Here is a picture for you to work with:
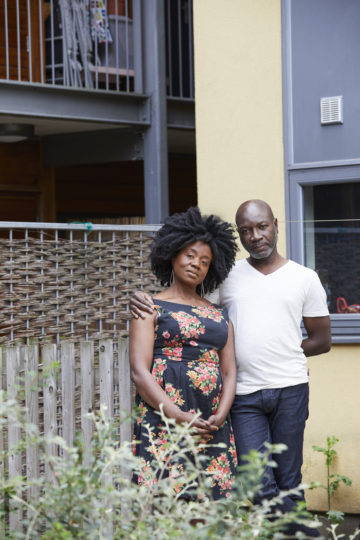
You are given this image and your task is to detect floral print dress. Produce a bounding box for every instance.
[133,299,237,499]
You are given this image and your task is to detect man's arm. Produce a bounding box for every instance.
[302,316,331,357]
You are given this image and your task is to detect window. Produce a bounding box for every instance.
[288,168,360,343]
[303,182,360,314]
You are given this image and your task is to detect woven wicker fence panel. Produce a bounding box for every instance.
[0,232,162,344]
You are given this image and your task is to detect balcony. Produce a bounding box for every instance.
[0,1,195,223]
[0,1,194,96]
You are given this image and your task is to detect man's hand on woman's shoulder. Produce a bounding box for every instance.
[129,291,155,319]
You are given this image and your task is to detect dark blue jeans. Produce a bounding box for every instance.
[230,383,319,537]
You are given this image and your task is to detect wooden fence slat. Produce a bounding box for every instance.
[118,338,132,444]
[99,339,113,419]
[80,341,94,465]
[43,343,58,483]
[23,344,40,501]
[0,347,4,537]
[99,339,114,537]
[6,346,23,532]
[2,339,135,533]
[61,342,75,451]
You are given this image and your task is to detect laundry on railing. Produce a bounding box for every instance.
[89,0,113,44]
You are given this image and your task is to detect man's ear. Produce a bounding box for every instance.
[274,218,278,231]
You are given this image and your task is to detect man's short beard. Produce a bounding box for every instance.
[249,228,278,260]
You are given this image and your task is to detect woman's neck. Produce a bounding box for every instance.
[155,284,209,306]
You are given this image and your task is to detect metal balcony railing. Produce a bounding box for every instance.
[0,0,194,98]
[165,0,194,99]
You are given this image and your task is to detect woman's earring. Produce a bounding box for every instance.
[170,269,174,286]
[201,282,205,298]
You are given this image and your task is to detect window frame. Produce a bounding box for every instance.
[288,165,360,344]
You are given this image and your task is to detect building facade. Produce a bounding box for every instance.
[0,0,196,224]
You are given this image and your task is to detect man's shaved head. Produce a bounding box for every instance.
[235,200,274,225]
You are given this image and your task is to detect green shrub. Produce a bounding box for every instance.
[0,391,351,539]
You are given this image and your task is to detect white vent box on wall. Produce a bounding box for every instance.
[320,96,343,125]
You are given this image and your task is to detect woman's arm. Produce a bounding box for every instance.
[207,321,236,428]
[130,313,215,436]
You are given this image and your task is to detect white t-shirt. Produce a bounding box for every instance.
[217,259,329,395]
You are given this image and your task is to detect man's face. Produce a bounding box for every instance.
[236,203,278,260]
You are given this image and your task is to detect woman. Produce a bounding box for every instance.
[130,207,238,499]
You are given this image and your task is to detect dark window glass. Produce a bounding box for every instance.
[303,182,360,314]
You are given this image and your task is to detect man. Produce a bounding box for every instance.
[220,200,331,536]
[130,200,331,536]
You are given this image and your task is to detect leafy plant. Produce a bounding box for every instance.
[327,522,360,540]
[0,392,355,539]
[312,435,352,526]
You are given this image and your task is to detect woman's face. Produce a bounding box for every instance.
[172,241,212,288]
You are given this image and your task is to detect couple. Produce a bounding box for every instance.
[130,200,331,533]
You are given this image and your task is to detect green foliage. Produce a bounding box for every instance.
[312,435,353,532]
[312,435,352,514]
[327,510,345,525]
[0,393,353,539]
[327,522,360,540]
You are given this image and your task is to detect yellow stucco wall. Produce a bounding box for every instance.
[193,0,360,514]
[193,0,285,255]
[304,345,360,513]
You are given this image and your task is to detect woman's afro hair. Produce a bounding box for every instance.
[150,206,238,294]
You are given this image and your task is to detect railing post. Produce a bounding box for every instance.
[132,0,143,94]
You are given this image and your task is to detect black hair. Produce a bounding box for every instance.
[150,207,238,294]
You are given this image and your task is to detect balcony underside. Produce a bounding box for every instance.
[0,82,195,166]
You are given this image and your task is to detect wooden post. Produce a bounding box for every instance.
[42,343,58,483]
[118,338,132,444]
[80,341,94,465]
[0,347,4,537]
[99,339,113,420]
[23,344,40,501]
[6,346,23,532]
[61,342,75,452]
[99,339,114,536]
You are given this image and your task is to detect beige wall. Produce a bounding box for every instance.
[193,0,285,255]
[193,0,360,514]
[304,346,360,512]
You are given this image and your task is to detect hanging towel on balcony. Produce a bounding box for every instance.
[58,0,94,87]
[89,0,113,44]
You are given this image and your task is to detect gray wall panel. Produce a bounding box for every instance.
[291,0,360,164]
